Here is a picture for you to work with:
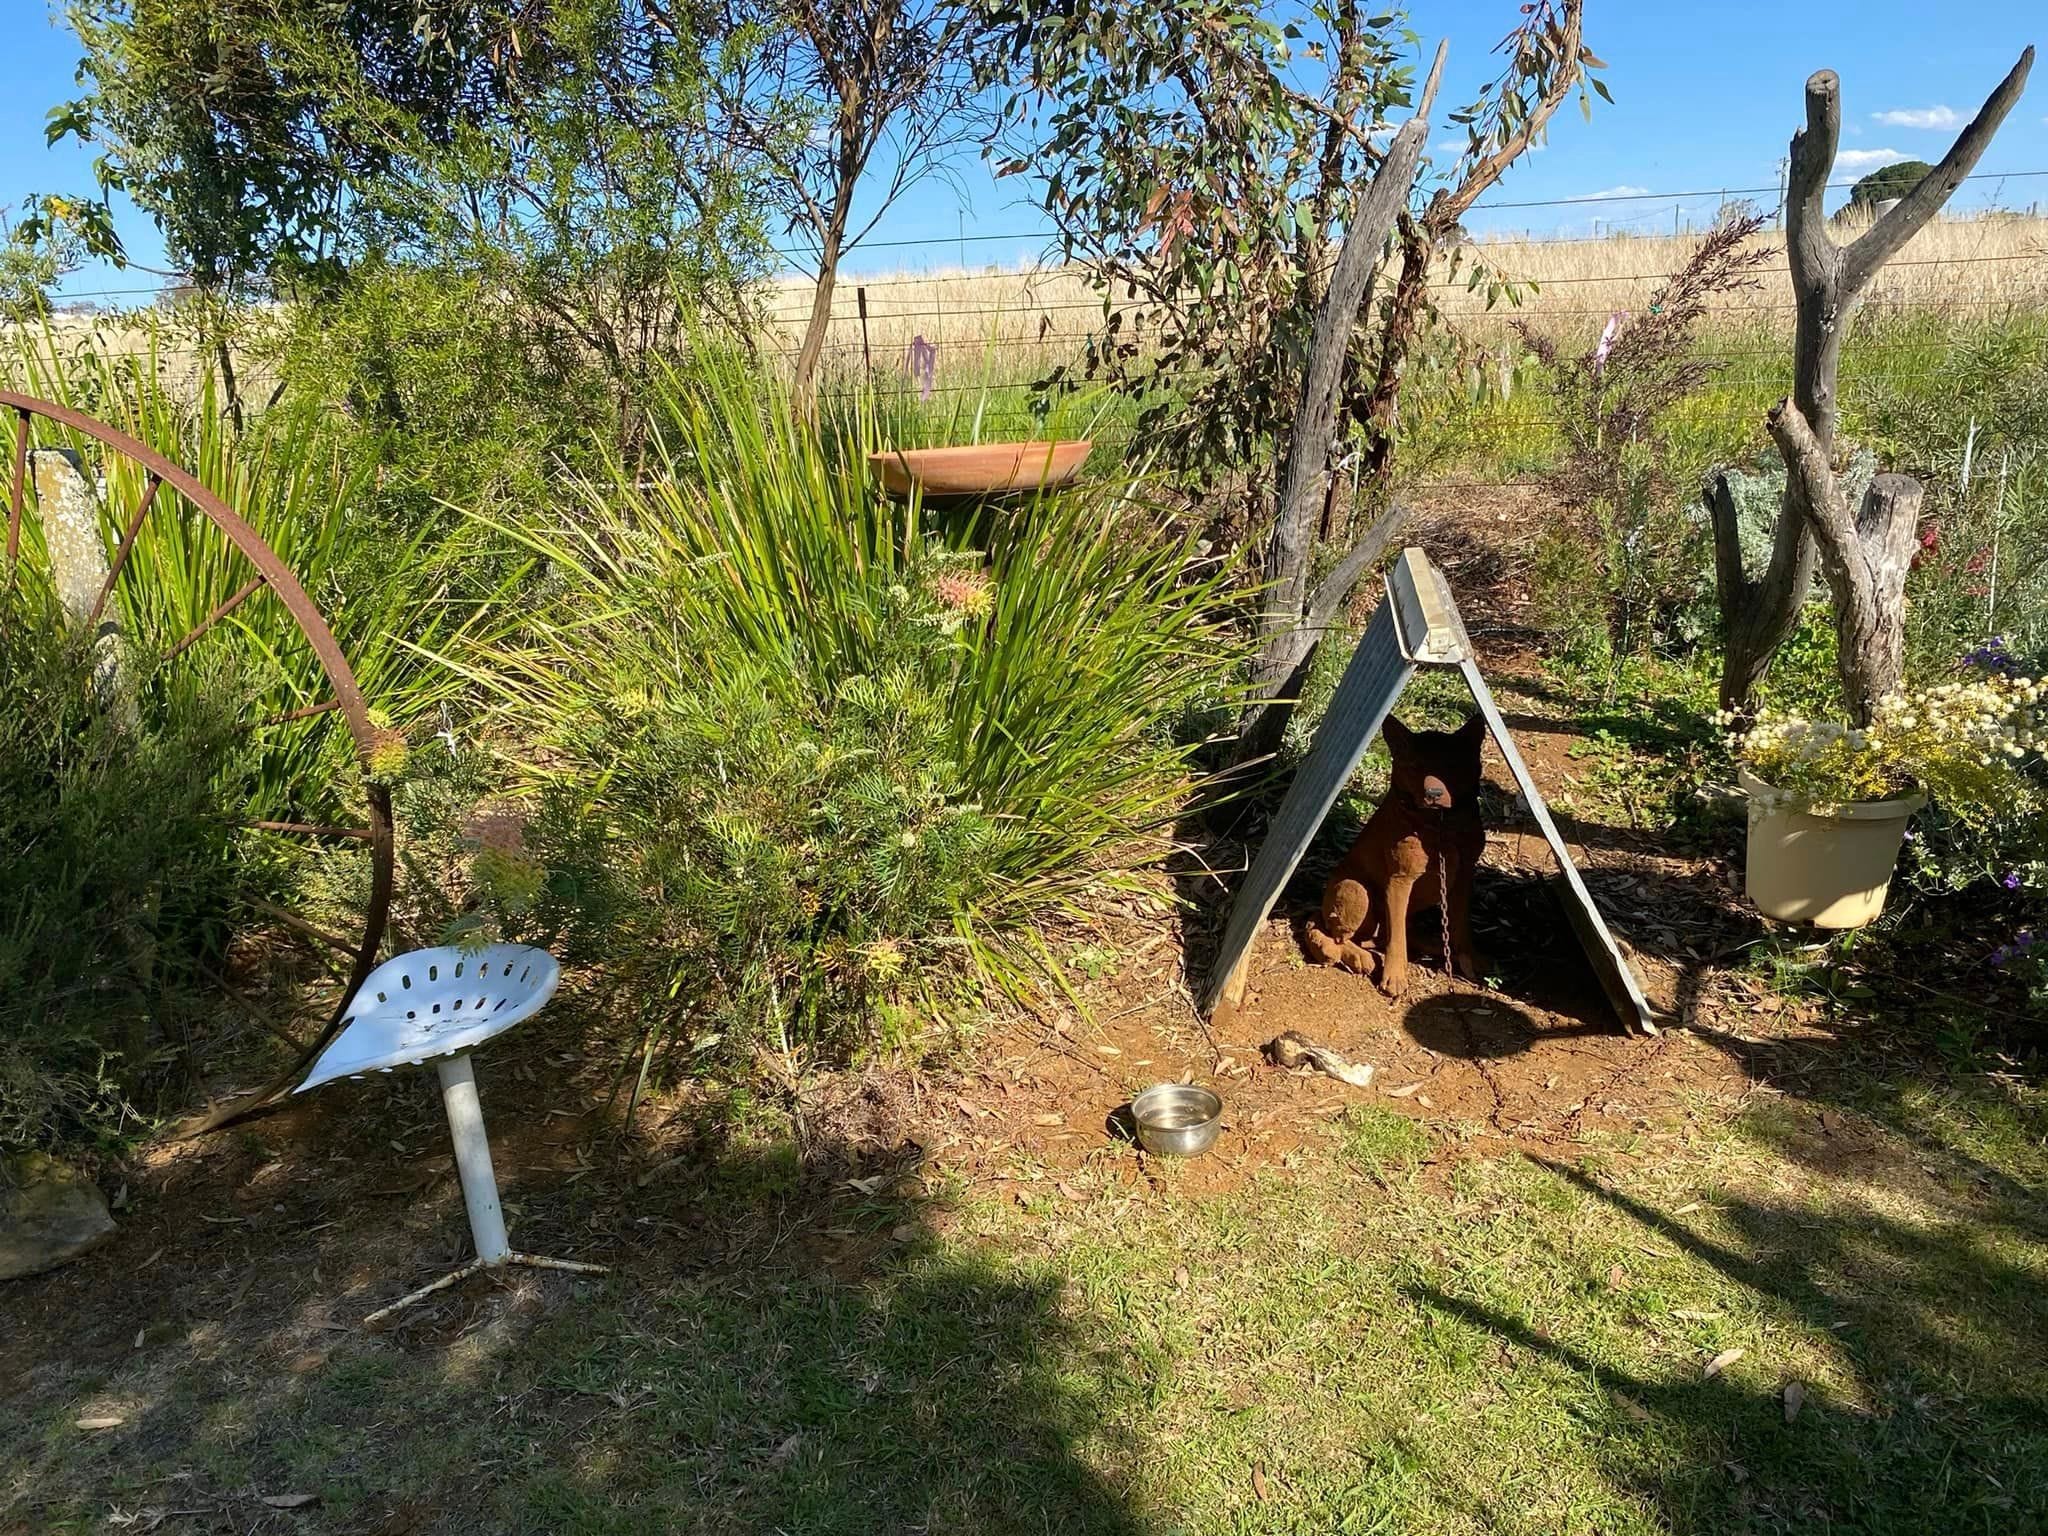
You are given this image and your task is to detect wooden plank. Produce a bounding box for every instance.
[1200,596,1415,1014]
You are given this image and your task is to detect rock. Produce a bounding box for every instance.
[1,1152,117,1280]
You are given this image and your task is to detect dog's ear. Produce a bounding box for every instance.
[1382,715,1414,750]
[1454,713,1488,745]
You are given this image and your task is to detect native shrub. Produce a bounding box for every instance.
[456,361,1242,1060]
[0,591,252,1151]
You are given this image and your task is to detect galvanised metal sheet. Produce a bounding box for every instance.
[1200,548,1657,1034]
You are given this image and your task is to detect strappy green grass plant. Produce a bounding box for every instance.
[454,357,1245,1055]
[1,325,532,826]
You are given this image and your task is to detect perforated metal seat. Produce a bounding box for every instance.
[296,944,560,1091]
[292,943,604,1325]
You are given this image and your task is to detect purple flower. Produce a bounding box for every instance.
[907,335,938,403]
[1991,946,2013,968]
[1962,636,2019,675]
[2004,871,2024,890]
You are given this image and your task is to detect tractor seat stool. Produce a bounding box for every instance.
[295,943,607,1327]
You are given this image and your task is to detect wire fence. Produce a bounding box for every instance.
[25,169,2047,497]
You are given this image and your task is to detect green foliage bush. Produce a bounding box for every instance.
[0,592,251,1151]
[448,361,1243,1061]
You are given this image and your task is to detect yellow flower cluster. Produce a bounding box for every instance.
[1730,676,2048,823]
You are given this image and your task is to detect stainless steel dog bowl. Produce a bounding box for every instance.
[1130,1082,1223,1157]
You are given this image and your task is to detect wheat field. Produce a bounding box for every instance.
[772,211,2048,385]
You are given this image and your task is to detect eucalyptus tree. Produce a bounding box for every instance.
[50,0,776,438]
[981,1,1603,759]
[710,0,997,417]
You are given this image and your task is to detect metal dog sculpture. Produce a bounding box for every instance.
[1305,714,1488,996]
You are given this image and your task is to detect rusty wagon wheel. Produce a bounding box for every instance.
[3,389,395,1132]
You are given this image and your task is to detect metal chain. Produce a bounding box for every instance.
[1437,845,1454,978]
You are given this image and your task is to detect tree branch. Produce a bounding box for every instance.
[1843,46,2034,292]
[1427,1,1583,231]
[1766,396,1853,566]
[1304,498,1409,635]
[1261,39,1443,642]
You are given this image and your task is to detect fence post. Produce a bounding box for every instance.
[857,286,872,385]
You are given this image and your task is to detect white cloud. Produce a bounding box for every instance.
[1835,147,1908,171]
[1432,137,1468,156]
[1873,105,1959,129]
[1564,184,1651,202]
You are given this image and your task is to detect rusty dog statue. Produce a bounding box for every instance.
[1305,714,1488,996]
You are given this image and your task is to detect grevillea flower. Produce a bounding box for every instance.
[931,568,992,617]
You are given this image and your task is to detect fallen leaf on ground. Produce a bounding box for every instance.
[1252,1463,1270,1502]
[1384,1083,1423,1098]
[1613,1392,1652,1423]
[1173,1265,1190,1290]
[1704,1347,1745,1379]
[1095,1044,1122,1056]
[1607,1264,1626,1289]
[1672,1201,1701,1216]
[1032,1113,1065,1127]
[260,1494,318,1510]
[767,1432,803,1466]
[1782,1380,1806,1422]
[74,1416,123,1431]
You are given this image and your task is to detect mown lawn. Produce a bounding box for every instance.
[9,1052,2045,1535]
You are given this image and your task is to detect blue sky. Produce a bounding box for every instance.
[4,0,2045,296]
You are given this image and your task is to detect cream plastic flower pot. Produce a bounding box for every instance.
[1739,770,1925,928]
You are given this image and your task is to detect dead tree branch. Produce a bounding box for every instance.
[1235,41,1444,764]
[1718,45,2033,719]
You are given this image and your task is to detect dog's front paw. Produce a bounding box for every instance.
[1337,942,1378,978]
[1377,959,1409,997]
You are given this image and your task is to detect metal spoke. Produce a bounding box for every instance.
[260,699,341,727]
[87,472,164,628]
[237,818,375,842]
[247,897,361,956]
[164,573,267,661]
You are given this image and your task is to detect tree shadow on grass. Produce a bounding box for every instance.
[1407,1157,2048,1531]
[487,1141,1151,1535]
[1683,1004,2048,1236]
[0,1035,1153,1535]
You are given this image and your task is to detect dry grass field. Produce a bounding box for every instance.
[766,211,2048,382]
[17,211,2043,411]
